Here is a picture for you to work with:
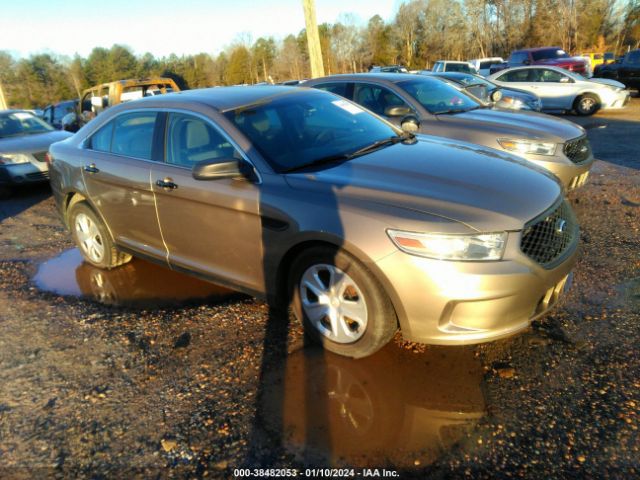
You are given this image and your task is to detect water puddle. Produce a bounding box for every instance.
[261,343,485,467]
[33,249,233,307]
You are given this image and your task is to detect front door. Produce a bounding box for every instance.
[151,112,264,293]
[528,68,576,109]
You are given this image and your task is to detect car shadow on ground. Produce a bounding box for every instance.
[0,183,52,222]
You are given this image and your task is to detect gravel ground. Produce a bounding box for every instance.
[0,98,639,479]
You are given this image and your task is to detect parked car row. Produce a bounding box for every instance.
[10,46,631,358]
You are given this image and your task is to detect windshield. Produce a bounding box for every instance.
[224,92,399,173]
[448,74,495,90]
[0,111,54,138]
[532,49,569,61]
[398,77,481,114]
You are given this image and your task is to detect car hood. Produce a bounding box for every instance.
[284,137,562,232]
[0,130,73,154]
[588,78,626,89]
[434,108,584,142]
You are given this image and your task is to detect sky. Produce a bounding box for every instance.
[0,0,400,59]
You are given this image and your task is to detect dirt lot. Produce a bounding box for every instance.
[0,98,639,479]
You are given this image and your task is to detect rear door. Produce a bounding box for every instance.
[151,112,263,292]
[81,111,166,259]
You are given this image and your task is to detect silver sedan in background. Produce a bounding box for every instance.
[488,66,630,115]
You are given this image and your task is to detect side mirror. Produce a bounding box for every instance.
[490,89,503,102]
[522,59,530,65]
[560,76,570,83]
[400,115,420,133]
[384,105,412,117]
[192,157,247,181]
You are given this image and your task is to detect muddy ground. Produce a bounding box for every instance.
[0,99,639,479]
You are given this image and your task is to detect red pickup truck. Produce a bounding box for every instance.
[490,47,589,75]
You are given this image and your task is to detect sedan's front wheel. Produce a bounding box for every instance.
[68,202,132,269]
[290,246,397,358]
[574,94,600,116]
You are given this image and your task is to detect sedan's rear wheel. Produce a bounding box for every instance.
[69,202,131,269]
[574,93,600,116]
[290,246,397,358]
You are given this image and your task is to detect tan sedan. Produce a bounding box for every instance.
[49,87,579,358]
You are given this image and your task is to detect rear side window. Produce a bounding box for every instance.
[166,113,240,168]
[509,52,529,64]
[445,63,471,73]
[111,112,157,160]
[313,82,350,98]
[89,122,114,152]
[497,69,530,82]
[627,51,640,64]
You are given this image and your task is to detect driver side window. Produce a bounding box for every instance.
[166,113,240,168]
[352,84,411,117]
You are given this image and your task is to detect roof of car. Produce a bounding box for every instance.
[305,73,429,84]
[513,46,563,53]
[431,72,476,79]
[129,85,314,111]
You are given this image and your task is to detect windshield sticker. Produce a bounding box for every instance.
[332,100,364,115]
[13,112,32,120]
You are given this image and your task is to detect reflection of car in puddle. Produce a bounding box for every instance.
[261,343,485,467]
[34,249,233,307]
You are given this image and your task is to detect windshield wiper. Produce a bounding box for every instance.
[348,134,410,158]
[283,134,413,173]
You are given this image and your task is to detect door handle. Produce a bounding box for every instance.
[156,177,178,190]
[84,163,99,174]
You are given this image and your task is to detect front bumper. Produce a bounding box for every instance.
[0,162,49,186]
[375,231,578,345]
[602,90,631,109]
[523,153,594,191]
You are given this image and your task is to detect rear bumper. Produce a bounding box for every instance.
[0,163,49,186]
[375,232,578,345]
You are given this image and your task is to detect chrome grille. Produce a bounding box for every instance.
[521,200,578,268]
[563,136,591,164]
[32,151,48,162]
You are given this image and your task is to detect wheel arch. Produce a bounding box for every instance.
[274,238,404,330]
[63,190,117,243]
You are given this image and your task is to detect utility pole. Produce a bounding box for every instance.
[302,0,325,78]
[0,81,7,110]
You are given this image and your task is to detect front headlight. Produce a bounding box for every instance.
[498,138,557,156]
[502,97,524,109]
[0,153,31,165]
[387,229,507,261]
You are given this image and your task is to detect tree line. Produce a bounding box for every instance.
[1,0,638,109]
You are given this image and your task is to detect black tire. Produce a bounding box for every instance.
[289,246,397,359]
[68,202,131,269]
[574,93,600,116]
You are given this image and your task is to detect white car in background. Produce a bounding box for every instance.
[488,65,630,116]
[430,60,478,74]
[469,57,504,77]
